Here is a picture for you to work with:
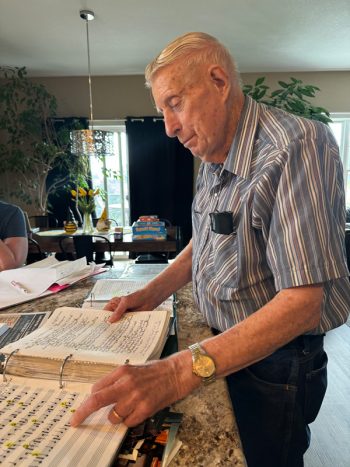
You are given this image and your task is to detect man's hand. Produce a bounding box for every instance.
[104,288,161,323]
[105,241,193,323]
[70,351,197,428]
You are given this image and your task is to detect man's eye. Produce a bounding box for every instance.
[169,100,181,110]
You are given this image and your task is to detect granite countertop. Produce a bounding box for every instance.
[2,264,246,466]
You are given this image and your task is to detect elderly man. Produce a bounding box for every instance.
[71,32,350,466]
[0,200,28,271]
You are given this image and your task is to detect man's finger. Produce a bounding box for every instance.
[70,383,120,427]
[108,307,126,323]
[104,296,121,312]
[91,366,126,393]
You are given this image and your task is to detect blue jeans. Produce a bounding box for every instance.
[222,334,327,467]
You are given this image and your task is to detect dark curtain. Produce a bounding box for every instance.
[47,117,88,227]
[126,117,194,247]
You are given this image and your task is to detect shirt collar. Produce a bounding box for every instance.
[222,95,261,180]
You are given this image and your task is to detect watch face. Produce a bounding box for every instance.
[193,354,216,378]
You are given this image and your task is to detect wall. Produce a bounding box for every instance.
[33,71,350,189]
[33,75,155,120]
[34,71,350,120]
[3,71,347,215]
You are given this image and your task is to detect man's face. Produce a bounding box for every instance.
[151,61,231,163]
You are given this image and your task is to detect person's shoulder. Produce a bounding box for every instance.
[258,103,330,149]
[0,200,22,214]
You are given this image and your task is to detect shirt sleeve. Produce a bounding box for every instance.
[266,124,348,290]
[0,205,27,239]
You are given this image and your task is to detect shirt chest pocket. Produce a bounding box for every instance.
[208,230,239,290]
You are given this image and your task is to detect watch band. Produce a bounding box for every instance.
[189,342,216,385]
[189,342,202,359]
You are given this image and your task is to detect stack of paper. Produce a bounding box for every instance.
[0,257,107,310]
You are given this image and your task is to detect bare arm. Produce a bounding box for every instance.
[0,237,28,271]
[71,283,323,428]
[194,283,323,377]
[105,240,193,322]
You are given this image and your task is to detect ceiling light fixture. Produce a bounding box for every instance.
[71,9,113,158]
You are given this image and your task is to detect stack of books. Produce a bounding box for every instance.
[132,216,167,241]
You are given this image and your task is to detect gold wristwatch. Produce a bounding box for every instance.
[189,342,216,385]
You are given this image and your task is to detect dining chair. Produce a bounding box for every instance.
[58,235,114,266]
[26,237,48,265]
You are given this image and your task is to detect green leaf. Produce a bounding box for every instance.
[270,89,283,97]
[300,88,315,97]
[255,77,266,86]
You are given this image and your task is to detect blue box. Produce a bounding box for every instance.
[132,222,167,241]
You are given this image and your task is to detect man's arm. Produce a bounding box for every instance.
[71,283,322,428]
[0,237,28,271]
[196,283,323,377]
[105,240,193,322]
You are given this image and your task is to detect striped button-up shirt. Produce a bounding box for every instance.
[192,96,350,334]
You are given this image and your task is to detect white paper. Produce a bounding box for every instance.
[0,258,106,310]
[86,279,149,301]
[0,379,127,467]
[119,263,169,279]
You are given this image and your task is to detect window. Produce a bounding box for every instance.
[89,121,130,226]
[330,114,350,207]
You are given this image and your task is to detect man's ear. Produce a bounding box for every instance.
[209,65,230,98]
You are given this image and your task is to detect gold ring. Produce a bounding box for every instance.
[112,408,124,423]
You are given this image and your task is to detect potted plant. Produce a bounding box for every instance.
[0,66,89,220]
[242,77,332,124]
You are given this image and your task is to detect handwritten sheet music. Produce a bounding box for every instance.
[0,380,126,467]
[2,307,170,365]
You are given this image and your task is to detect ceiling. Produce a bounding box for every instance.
[1,0,350,77]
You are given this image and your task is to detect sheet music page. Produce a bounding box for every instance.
[87,279,148,301]
[83,280,174,316]
[1,307,171,365]
[83,297,174,316]
[120,263,169,279]
[0,379,127,467]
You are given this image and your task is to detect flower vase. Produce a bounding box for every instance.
[82,212,94,234]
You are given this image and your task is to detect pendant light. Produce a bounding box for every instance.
[71,9,113,158]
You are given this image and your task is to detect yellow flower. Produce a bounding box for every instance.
[78,187,87,197]
[70,186,100,215]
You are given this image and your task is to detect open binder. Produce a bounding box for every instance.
[0,306,172,466]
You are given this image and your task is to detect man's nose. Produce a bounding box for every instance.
[163,111,180,138]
